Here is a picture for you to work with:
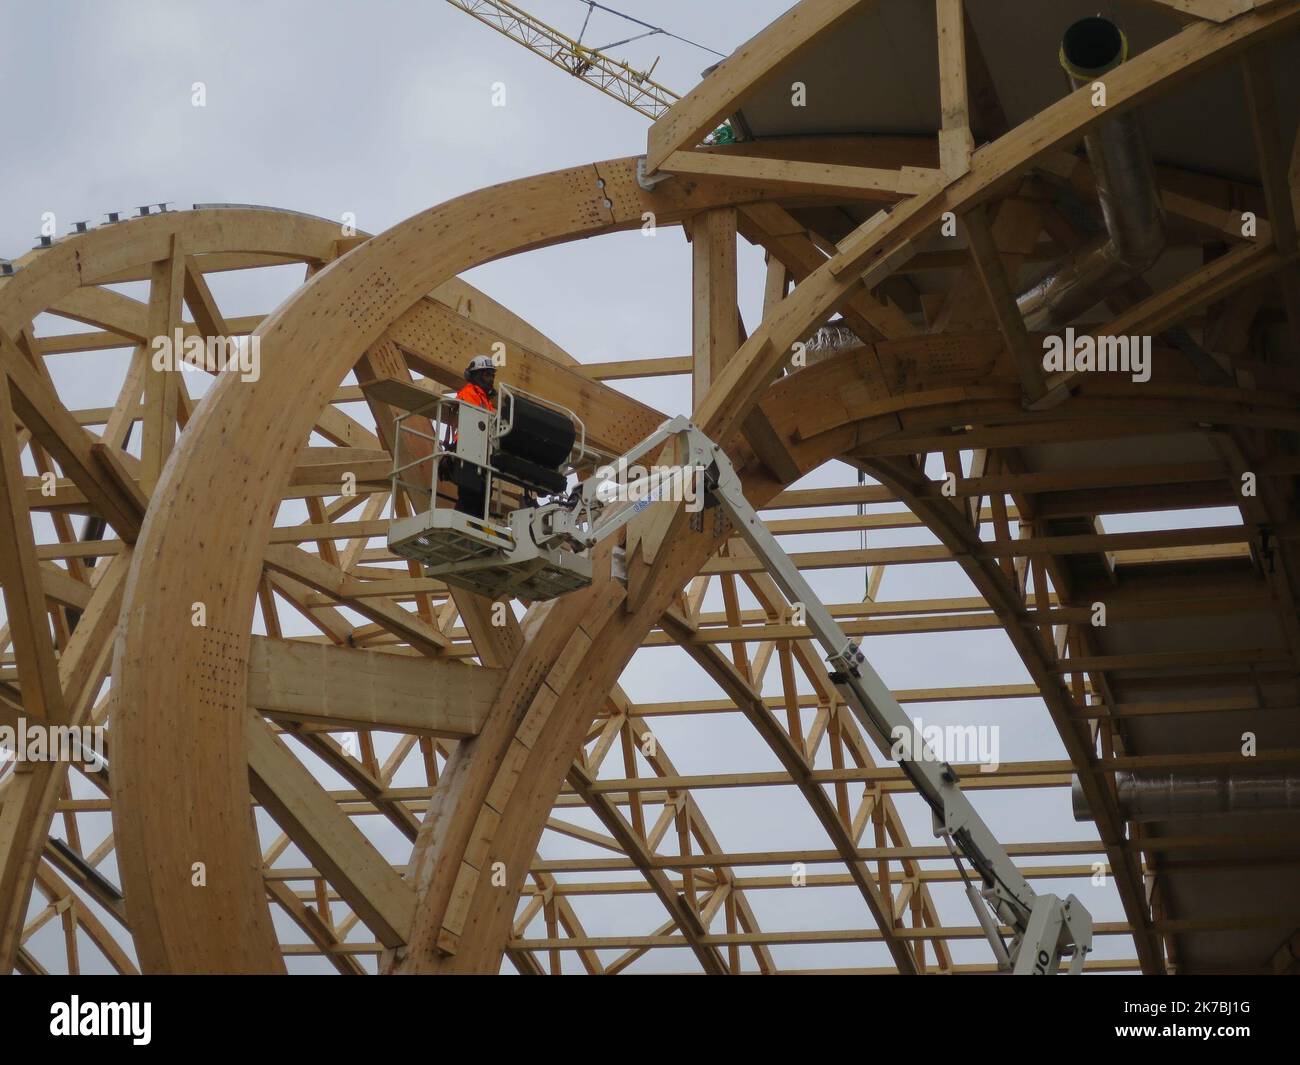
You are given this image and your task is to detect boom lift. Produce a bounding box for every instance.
[388,390,1094,973]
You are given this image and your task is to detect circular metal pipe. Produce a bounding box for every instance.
[1059,16,1128,81]
[1073,771,1300,822]
[1019,17,1166,331]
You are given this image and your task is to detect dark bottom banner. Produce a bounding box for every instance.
[0,972,1282,1051]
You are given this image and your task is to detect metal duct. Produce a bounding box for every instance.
[805,320,863,354]
[1016,17,1166,330]
[1072,771,1300,823]
[795,319,866,370]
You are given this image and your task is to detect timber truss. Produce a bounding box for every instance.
[1,0,1299,974]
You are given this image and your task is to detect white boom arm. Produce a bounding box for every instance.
[535,418,1093,973]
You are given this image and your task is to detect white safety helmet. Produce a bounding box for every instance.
[464,354,495,380]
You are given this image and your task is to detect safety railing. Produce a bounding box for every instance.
[390,385,592,523]
[390,394,504,522]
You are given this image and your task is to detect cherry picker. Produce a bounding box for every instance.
[387,383,1094,973]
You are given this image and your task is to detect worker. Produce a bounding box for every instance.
[457,354,497,415]
[450,355,497,516]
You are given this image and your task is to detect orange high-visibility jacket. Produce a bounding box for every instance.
[455,381,495,413]
[449,381,495,449]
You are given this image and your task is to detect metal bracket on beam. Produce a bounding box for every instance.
[636,156,674,191]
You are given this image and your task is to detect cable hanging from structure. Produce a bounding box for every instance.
[572,0,726,58]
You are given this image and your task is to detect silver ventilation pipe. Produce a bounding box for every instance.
[1073,771,1300,823]
[806,321,862,354]
[1017,16,1167,330]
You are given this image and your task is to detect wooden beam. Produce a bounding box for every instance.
[741,406,803,484]
[936,0,975,178]
[576,356,692,380]
[567,762,729,974]
[387,298,664,458]
[1241,44,1300,353]
[248,636,499,737]
[0,373,70,974]
[661,607,921,973]
[1033,241,1286,404]
[663,150,939,199]
[141,239,185,491]
[691,208,741,407]
[0,375,64,725]
[262,545,448,655]
[246,715,416,949]
[1137,1,1276,23]
[357,375,442,417]
[962,203,1047,402]
[49,285,150,340]
[0,552,129,976]
[0,329,144,540]
[738,202,917,340]
[265,878,366,976]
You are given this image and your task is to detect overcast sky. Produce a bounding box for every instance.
[4,0,1126,974]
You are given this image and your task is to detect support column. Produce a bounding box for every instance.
[691,208,740,409]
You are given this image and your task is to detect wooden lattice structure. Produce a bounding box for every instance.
[2,0,1299,974]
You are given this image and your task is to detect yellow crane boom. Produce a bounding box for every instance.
[444,0,681,120]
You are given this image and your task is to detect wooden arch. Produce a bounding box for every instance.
[105,162,829,972]
[1,190,958,976]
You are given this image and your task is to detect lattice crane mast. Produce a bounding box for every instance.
[443,0,680,119]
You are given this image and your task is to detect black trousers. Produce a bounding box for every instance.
[452,462,487,518]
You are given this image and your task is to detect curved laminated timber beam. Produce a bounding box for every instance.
[105,157,929,973]
[0,206,661,973]
[3,199,900,976]
[6,0,1300,976]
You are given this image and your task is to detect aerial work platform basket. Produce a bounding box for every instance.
[387,383,594,601]
[388,507,593,600]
